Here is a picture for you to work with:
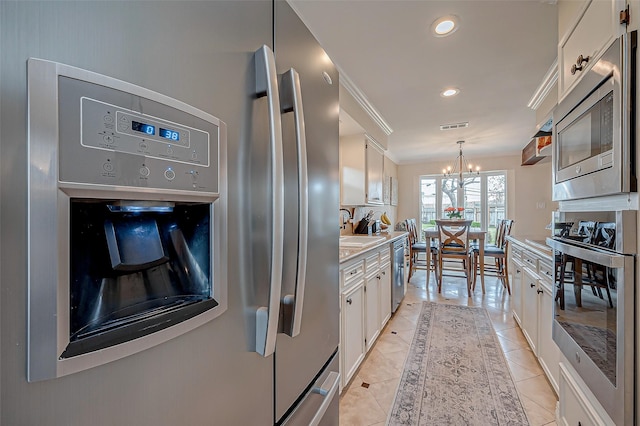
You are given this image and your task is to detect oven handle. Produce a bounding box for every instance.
[546,238,628,268]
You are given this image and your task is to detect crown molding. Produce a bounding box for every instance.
[338,68,394,136]
[527,58,558,110]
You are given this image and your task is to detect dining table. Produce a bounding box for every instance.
[424,228,488,293]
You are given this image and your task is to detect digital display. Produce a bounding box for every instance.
[159,128,180,141]
[132,121,155,136]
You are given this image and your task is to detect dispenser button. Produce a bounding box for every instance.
[103,162,114,172]
[104,115,114,123]
[191,151,198,160]
[103,135,113,143]
[140,166,150,177]
[167,147,174,155]
[164,169,175,181]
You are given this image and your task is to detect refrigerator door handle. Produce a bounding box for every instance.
[254,45,285,357]
[309,371,340,426]
[280,68,308,337]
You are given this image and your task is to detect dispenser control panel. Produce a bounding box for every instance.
[58,75,222,195]
[81,97,209,165]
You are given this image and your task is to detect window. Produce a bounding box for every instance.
[419,172,507,243]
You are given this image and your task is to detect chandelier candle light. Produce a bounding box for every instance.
[442,140,480,187]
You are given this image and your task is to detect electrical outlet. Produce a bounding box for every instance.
[536,201,546,209]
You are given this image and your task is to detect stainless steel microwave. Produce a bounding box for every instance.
[552,31,636,201]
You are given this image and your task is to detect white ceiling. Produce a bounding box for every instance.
[290,0,559,164]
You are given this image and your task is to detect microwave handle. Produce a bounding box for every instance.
[546,238,628,268]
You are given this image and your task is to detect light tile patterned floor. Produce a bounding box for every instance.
[339,270,558,426]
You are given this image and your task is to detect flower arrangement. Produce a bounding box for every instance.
[445,206,465,219]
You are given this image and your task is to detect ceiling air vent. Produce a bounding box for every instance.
[439,122,469,131]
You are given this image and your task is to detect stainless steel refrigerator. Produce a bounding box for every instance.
[0,1,339,424]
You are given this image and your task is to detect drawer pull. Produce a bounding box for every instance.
[530,283,536,288]
[346,298,352,305]
[537,289,543,294]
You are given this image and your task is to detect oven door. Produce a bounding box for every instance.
[547,238,634,425]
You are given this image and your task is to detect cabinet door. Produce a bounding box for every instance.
[521,267,539,355]
[559,0,626,99]
[559,363,612,426]
[365,140,384,205]
[341,284,365,389]
[364,273,380,351]
[511,259,524,325]
[378,263,391,328]
[339,136,366,206]
[537,279,559,393]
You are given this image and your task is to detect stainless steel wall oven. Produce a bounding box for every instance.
[547,210,636,425]
[552,31,636,201]
[27,59,227,381]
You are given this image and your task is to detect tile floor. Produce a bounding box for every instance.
[339,270,558,426]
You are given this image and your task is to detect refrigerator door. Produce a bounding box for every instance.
[2,2,275,424]
[273,1,340,423]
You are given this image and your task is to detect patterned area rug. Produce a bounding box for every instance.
[388,302,529,425]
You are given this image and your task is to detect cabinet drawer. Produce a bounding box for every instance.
[365,253,380,276]
[379,247,391,266]
[522,250,538,272]
[510,244,523,261]
[342,260,364,289]
[538,259,554,284]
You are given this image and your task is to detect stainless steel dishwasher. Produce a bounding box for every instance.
[391,239,406,312]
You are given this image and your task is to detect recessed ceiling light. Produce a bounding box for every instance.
[431,15,459,37]
[441,88,460,97]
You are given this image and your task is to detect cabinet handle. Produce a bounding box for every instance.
[570,55,589,75]
[530,283,535,288]
[346,298,352,305]
[537,289,543,294]
[381,271,386,275]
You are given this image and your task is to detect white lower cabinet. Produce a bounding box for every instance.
[537,261,559,393]
[521,266,540,355]
[364,268,380,352]
[559,363,614,426]
[507,238,561,399]
[379,262,391,329]
[341,283,365,389]
[511,258,524,326]
[339,241,398,391]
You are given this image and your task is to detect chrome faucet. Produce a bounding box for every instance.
[339,208,352,230]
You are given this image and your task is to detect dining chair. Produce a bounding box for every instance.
[471,219,514,294]
[406,218,438,281]
[434,219,473,296]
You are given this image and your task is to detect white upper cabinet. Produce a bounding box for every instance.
[558,0,627,100]
[340,134,385,206]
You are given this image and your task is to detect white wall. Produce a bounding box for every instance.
[397,154,557,239]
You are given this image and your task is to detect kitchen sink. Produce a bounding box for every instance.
[339,235,386,248]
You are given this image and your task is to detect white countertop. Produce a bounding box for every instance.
[506,235,553,259]
[339,231,408,264]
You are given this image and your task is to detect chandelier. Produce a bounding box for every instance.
[442,140,480,187]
